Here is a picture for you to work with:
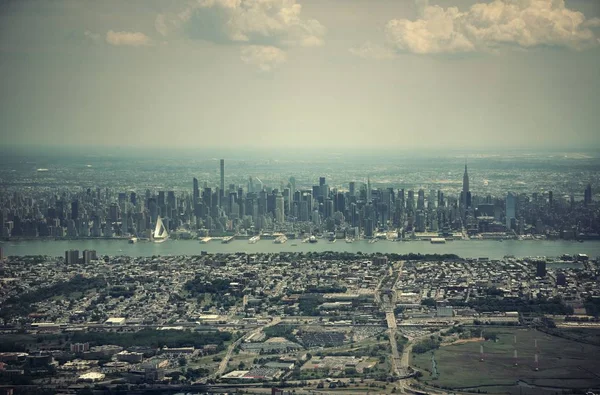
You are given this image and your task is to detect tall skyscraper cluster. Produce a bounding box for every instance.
[0,161,597,240]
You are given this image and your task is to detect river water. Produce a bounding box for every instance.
[1,239,599,260]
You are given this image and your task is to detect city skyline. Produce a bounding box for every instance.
[1,0,600,150]
[1,154,596,243]
[2,2,600,392]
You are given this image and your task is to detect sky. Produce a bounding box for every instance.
[0,0,599,151]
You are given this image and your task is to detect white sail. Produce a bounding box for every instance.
[153,216,169,242]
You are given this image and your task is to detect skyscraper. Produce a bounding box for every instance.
[220,159,225,205]
[417,189,425,210]
[312,185,320,200]
[319,177,327,199]
[193,178,199,206]
[406,190,415,215]
[536,261,547,277]
[415,210,426,232]
[167,191,176,208]
[275,193,285,223]
[65,249,79,264]
[335,192,345,214]
[324,199,334,218]
[584,183,592,206]
[506,192,516,230]
[71,200,79,220]
[83,250,97,264]
[462,164,470,208]
[202,187,212,217]
[109,203,119,223]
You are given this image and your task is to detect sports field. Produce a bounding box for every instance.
[412,328,600,394]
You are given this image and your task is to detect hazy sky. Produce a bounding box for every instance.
[1,0,599,150]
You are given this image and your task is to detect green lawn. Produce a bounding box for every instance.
[412,328,600,394]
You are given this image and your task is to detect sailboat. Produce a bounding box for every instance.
[152,216,169,243]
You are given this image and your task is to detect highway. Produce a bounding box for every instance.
[376,262,405,380]
[376,261,436,394]
[397,326,448,395]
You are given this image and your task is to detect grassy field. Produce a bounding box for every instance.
[187,351,225,375]
[227,351,258,372]
[412,328,600,394]
[551,326,600,346]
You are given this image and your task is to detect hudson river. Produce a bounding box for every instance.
[2,239,600,260]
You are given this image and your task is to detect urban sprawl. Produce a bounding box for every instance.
[1,159,600,395]
[0,251,599,394]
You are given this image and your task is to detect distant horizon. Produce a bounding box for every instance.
[3,142,600,158]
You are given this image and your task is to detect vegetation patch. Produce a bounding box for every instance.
[71,329,231,349]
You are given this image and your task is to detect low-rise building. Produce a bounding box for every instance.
[116,351,144,363]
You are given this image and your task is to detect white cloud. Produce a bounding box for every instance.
[154,8,194,38]
[106,30,152,47]
[240,45,287,71]
[349,42,396,60]
[155,0,324,70]
[155,0,326,48]
[83,30,102,44]
[155,14,169,37]
[380,0,600,55]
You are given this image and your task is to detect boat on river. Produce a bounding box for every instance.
[274,235,287,244]
[152,217,169,243]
